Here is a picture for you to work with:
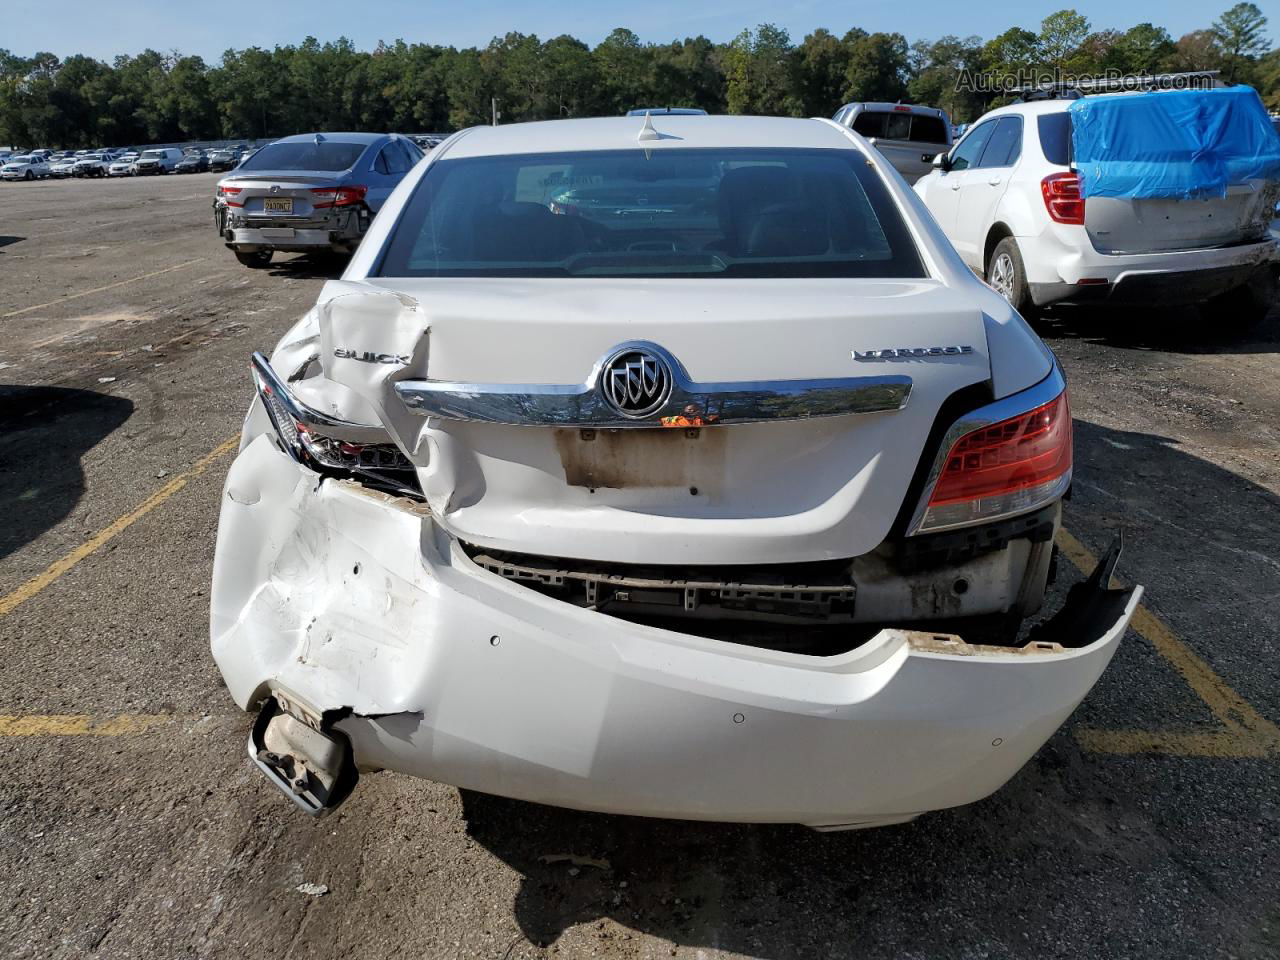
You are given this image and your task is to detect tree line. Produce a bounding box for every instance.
[1,4,1275,149]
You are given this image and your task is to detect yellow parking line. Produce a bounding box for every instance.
[1074,729,1274,758]
[0,437,237,618]
[0,714,170,736]
[0,258,206,319]
[1057,528,1280,758]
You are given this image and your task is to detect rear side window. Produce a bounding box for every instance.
[854,111,949,144]
[884,112,912,140]
[401,141,423,165]
[376,142,414,175]
[851,111,946,144]
[396,140,421,169]
[238,140,368,172]
[910,115,949,144]
[1037,113,1072,166]
[978,117,1023,168]
[851,112,886,138]
[377,147,926,280]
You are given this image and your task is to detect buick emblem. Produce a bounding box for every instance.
[600,348,671,418]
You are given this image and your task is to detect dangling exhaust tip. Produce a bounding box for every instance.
[248,699,358,816]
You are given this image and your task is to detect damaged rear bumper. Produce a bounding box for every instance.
[212,436,1140,828]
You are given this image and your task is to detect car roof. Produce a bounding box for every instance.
[443,116,854,159]
[980,99,1072,120]
[272,132,387,145]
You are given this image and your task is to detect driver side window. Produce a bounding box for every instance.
[948,120,996,171]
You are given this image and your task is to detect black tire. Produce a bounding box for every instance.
[234,250,273,269]
[23,170,33,181]
[986,237,1037,320]
[1200,272,1275,332]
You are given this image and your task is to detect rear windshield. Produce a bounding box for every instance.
[1038,113,1073,166]
[238,140,368,172]
[376,148,925,279]
[851,111,948,144]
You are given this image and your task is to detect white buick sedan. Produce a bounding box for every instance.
[212,115,1140,829]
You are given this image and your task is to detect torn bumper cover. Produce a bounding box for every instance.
[212,436,1141,828]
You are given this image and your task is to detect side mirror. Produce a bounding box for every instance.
[866,137,878,146]
[933,152,952,172]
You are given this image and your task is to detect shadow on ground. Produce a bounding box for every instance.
[265,252,351,281]
[0,235,23,251]
[0,386,133,561]
[1035,297,1279,355]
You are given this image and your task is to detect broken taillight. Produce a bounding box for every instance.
[251,353,419,499]
[218,185,244,207]
[310,185,368,209]
[1041,172,1084,225]
[917,391,1072,533]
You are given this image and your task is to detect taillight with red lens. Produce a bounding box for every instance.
[917,391,1072,533]
[1041,172,1084,225]
[311,185,367,209]
[218,185,243,207]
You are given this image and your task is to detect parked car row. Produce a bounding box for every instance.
[0,144,262,181]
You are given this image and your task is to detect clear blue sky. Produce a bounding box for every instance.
[6,0,1271,61]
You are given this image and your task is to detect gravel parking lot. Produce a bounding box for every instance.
[1,172,1278,960]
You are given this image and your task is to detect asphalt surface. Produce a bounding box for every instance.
[1,173,1278,960]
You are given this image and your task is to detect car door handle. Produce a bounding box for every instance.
[949,180,961,190]
[987,177,1003,186]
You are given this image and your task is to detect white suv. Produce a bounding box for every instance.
[914,97,1280,324]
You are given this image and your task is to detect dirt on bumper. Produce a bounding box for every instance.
[211,436,1141,828]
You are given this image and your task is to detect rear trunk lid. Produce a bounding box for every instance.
[221,172,346,221]
[1085,181,1277,253]
[1068,88,1280,254]
[317,277,1005,565]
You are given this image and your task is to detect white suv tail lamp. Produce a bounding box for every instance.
[914,390,1072,533]
[1041,172,1085,225]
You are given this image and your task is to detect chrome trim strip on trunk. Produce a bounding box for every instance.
[394,342,912,428]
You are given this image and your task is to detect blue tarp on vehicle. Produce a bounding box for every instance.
[1068,86,1280,199]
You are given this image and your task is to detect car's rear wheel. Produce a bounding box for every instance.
[235,250,273,269]
[1200,272,1275,332]
[987,238,1036,319]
